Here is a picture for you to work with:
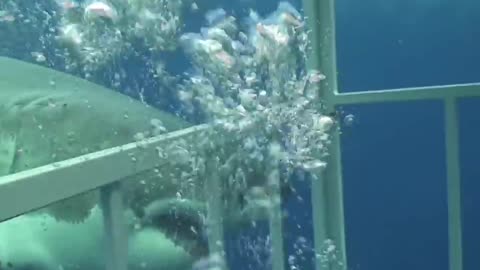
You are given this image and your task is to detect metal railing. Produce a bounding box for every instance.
[302,1,476,270]
[0,0,477,270]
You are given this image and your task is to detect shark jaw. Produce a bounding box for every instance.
[0,57,278,263]
[0,56,192,223]
[0,57,214,262]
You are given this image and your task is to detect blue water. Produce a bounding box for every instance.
[335,1,480,270]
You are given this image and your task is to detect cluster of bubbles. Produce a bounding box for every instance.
[192,252,224,270]
[0,0,57,61]
[77,1,339,233]
[51,0,338,244]
[233,233,273,270]
[315,239,344,268]
[167,5,342,269]
[56,0,189,73]
[176,3,334,176]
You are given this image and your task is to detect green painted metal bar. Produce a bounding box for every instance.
[0,124,210,222]
[205,156,226,265]
[100,182,128,270]
[268,164,286,270]
[302,0,330,265]
[444,98,464,270]
[323,136,347,270]
[333,83,480,105]
[303,0,347,270]
[308,167,328,270]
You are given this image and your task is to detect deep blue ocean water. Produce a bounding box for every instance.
[335,1,480,270]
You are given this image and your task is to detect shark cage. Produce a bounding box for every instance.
[0,0,476,270]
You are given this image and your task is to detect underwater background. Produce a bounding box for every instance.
[1,0,479,269]
[336,1,480,270]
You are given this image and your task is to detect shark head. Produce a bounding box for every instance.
[0,56,191,223]
[0,57,294,261]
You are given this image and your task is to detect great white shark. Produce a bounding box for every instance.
[0,55,195,223]
[0,57,277,269]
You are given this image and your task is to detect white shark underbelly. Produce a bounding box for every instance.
[0,206,194,270]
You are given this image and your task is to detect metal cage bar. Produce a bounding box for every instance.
[0,124,211,270]
[205,157,226,259]
[0,124,211,222]
[334,83,480,105]
[444,98,463,270]
[303,1,473,270]
[303,1,348,270]
[268,160,286,270]
[100,182,128,270]
[331,77,476,270]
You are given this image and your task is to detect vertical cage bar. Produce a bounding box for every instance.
[268,163,285,270]
[205,157,226,264]
[309,168,328,270]
[100,182,128,270]
[303,0,347,269]
[323,133,347,270]
[444,98,464,270]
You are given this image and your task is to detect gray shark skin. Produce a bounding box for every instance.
[0,57,207,270]
[0,56,219,243]
[0,56,200,222]
[0,57,190,176]
[0,206,195,270]
[0,57,280,269]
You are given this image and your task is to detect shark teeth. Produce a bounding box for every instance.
[141,198,209,257]
[0,133,16,176]
[47,191,99,224]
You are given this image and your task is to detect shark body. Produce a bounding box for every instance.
[0,57,206,225]
[0,57,209,269]
[0,57,190,176]
[0,205,195,270]
[0,57,279,270]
